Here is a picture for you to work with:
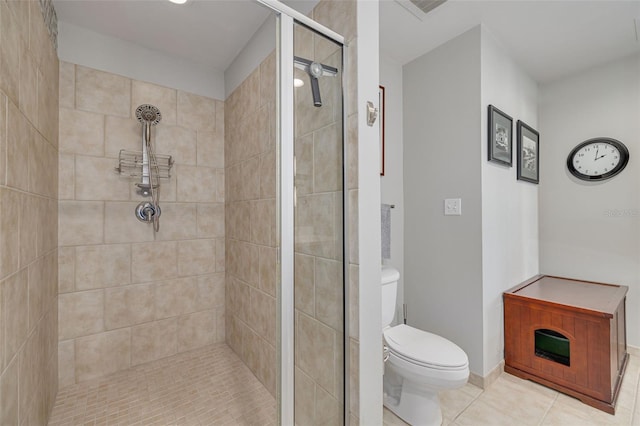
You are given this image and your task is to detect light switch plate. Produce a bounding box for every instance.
[444,198,462,216]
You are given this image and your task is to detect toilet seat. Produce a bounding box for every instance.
[384,324,468,370]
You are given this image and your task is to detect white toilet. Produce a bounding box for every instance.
[382,266,469,426]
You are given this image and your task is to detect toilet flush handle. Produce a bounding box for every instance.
[383,345,390,363]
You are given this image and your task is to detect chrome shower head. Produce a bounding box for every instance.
[135,104,162,125]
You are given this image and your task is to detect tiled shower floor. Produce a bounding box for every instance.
[48,343,276,426]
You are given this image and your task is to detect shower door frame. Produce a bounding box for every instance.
[255,1,348,424]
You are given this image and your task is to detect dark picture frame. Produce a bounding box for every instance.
[487,105,513,166]
[379,85,386,176]
[517,120,540,184]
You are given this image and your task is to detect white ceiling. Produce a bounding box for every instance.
[380,0,640,83]
[53,0,640,83]
[52,0,316,73]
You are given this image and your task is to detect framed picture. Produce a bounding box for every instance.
[488,105,513,166]
[379,85,386,176]
[517,120,540,184]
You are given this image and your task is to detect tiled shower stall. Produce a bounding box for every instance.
[57,63,226,386]
[0,0,362,424]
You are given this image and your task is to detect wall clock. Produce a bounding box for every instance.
[566,137,629,181]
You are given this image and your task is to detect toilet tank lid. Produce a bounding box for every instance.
[381,266,400,285]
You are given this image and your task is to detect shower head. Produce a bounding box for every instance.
[135,104,162,125]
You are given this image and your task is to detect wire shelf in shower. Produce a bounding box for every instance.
[115,149,174,179]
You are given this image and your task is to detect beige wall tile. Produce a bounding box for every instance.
[236,241,259,287]
[29,131,58,198]
[0,188,21,279]
[20,193,38,267]
[313,0,356,42]
[59,61,75,109]
[349,264,359,339]
[58,153,75,200]
[295,133,313,195]
[131,318,177,366]
[131,81,177,126]
[37,58,60,147]
[75,328,131,382]
[215,307,225,343]
[176,165,218,203]
[0,2,21,103]
[0,355,19,426]
[215,238,225,272]
[259,149,276,199]
[177,91,216,132]
[59,290,104,340]
[75,155,131,201]
[295,193,335,258]
[18,44,37,125]
[104,201,154,244]
[76,65,131,118]
[58,247,75,293]
[38,198,58,256]
[105,284,155,330]
[177,310,215,352]
[58,339,75,388]
[131,241,177,283]
[59,107,104,156]
[294,253,315,316]
[6,101,31,191]
[240,157,261,200]
[153,203,197,241]
[196,203,225,238]
[104,115,139,158]
[348,189,358,264]
[316,384,340,425]
[58,201,104,246]
[155,277,198,319]
[75,244,131,290]
[296,313,337,396]
[260,51,276,107]
[196,273,225,311]
[2,269,28,368]
[251,199,275,246]
[315,257,343,331]
[347,113,358,189]
[177,239,216,277]
[259,246,276,297]
[313,122,342,193]
[196,130,224,168]
[249,288,275,346]
[156,125,196,165]
[0,93,6,187]
[294,367,316,426]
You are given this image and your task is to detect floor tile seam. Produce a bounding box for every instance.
[450,386,486,424]
[536,391,559,426]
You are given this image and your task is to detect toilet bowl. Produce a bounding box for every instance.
[381,266,469,426]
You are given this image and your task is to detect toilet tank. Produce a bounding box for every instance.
[381,266,400,328]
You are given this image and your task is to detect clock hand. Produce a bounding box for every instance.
[594,147,599,160]
[596,154,607,160]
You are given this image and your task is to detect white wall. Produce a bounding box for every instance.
[357,0,383,423]
[480,27,539,375]
[539,53,640,348]
[57,22,225,100]
[380,55,404,324]
[403,27,484,375]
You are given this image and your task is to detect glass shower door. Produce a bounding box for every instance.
[292,21,346,425]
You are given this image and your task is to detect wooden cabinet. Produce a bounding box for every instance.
[503,275,628,414]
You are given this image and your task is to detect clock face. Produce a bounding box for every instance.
[567,138,629,181]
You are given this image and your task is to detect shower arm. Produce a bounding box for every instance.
[293,56,338,107]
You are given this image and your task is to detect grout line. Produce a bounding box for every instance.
[537,392,559,426]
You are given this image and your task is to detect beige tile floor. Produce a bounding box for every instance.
[48,343,276,426]
[384,352,640,426]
